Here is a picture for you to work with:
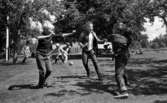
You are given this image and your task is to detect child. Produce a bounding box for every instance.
[61,43,71,63]
[22,41,31,63]
[79,21,106,80]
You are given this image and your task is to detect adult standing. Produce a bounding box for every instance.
[79,21,106,80]
[112,22,133,98]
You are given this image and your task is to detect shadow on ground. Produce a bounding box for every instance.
[126,57,167,95]
[0,62,30,66]
[4,54,167,99]
[75,80,116,94]
[44,79,116,99]
[56,75,87,79]
[8,84,35,90]
[45,57,167,98]
[154,100,167,103]
[8,84,54,90]
[64,57,167,96]
[45,89,91,97]
[129,58,167,65]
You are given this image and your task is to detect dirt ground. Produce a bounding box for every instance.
[0,50,167,103]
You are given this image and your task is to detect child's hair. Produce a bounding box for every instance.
[43,20,55,31]
[82,21,93,32]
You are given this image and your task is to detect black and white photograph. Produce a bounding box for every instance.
[0,0,167,103]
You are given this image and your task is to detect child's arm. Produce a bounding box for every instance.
[37,32,55,39]
[62,30,76,37]
[79,42,88,48]
[78,32,87,48]
[92,32,106,43]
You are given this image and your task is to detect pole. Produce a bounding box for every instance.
[6,16,9,62]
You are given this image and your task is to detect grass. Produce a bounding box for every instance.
[0,50,167,103]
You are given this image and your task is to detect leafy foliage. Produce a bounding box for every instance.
[150,34,167,48]
[1,0,167,52]
[62,0,154,38]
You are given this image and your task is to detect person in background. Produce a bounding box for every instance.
[54,43,63,64]
[22,40,31,64]
[79,21,106,80]
[61,43,71,63]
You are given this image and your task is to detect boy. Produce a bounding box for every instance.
[79,21,106,80]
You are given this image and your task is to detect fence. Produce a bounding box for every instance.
[69,46,82,54]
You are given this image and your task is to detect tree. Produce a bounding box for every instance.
[1,0,167,57]
[145,0,167,33]
[62,0,154,40]
[150,34,167,48]
[0,0,65,62]
[138,34,150,48]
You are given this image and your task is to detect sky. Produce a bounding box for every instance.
[142,17,166,41]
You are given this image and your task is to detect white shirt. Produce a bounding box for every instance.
[22,46,31,57]
[88,31,94,51]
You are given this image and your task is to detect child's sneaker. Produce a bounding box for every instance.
[113,91,129,99]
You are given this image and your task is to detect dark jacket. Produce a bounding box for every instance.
[112,29,133,55]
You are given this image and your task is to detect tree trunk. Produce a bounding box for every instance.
[12,30,20,64]
[13,48,18,64]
